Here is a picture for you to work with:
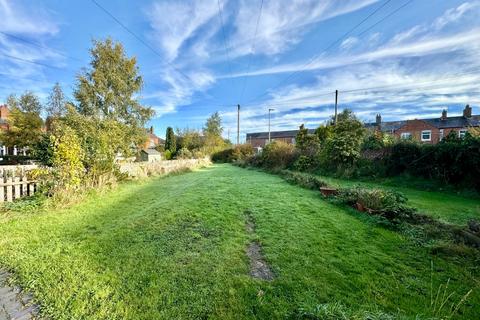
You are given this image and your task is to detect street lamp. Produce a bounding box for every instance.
[268,108,274,143]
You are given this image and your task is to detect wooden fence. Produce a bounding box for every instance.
[0,165,37,203]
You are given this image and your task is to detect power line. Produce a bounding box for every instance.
[90,0,195,84]
[238,0,264,103]
[0,31,83,63]
[244,0,394,105]
[355,0,415,38]
[217,0,234,81]
[0,53,67,70]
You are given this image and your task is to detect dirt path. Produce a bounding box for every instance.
[0,269,38,320]
[244,210,274,281]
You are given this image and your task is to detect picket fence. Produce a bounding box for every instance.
[0,165,37,203]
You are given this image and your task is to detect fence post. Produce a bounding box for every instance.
[6,176,13,202]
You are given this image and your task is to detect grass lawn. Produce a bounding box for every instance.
[0,164,479,319]
[314,175,480,226]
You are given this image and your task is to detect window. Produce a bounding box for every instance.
[291,137,296,144]
[421,130,431,141]
[439,129,444,141]
[459,129,467,138]
[401,132,412,139]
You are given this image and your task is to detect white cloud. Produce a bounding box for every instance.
[340,37,359,50]
[224,28,480,78]
[0,0,59,35]
[433,1,480,30]
[146,0,219,61]
[231,0,379,56]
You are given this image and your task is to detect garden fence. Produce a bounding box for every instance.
[0,165,37,203]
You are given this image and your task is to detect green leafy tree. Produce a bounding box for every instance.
[203,112,226,153]
[165,127,176,154]
[326,109,366,165]
[46,82,66,118]
[74,38,154,150]
[315,124,333,144]
[2,92,44,150]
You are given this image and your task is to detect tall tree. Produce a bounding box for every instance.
[46,82,66,118]
[165,127,176,153]
[2,92,44,150]
[74,38,154,127]
[203,112,226,153]
[203,112,223,138]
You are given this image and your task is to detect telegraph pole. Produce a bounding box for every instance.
[334,90,338,125]
[237,104,240,145]
[268,108,274,143]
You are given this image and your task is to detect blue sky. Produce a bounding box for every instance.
[0,0,479,140]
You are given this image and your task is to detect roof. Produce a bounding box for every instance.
[246,129,316,139]
[141,148,161,155]
[423,115,480,129]
[366,115,480,132]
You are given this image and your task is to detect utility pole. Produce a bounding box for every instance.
[334,89,338,125]
[268,108,274,143]
[237,104,240,145]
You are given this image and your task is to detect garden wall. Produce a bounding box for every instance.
[119,158,211,179]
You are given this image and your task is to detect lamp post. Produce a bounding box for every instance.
[268,108,274,143]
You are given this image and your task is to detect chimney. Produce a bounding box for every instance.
[375,113,382,126]
[463,104,472,118]
[149,126,154,134]
[441,109,447,120]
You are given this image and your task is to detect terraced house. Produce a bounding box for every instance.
[367,104,479,144]
[247,105,479,148]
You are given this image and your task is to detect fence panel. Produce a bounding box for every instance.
[0,165,37,203]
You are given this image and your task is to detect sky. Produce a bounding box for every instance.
[0,0,479,140]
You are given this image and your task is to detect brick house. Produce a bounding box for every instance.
[246,129,316,149]
[143,126,165,149]
[246,105,479,147]
[366,105,479,144]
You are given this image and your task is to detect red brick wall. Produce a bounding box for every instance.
[394,119,465,144]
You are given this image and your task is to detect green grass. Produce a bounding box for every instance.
[312,174,480,225]
[0,164,479,319]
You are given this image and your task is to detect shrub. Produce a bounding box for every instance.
[212,144,254,163]
[280,170,328,190]
[260,141,297,170]
[164,149,173,160]
[176,147,193,159]
[337,187,415,222]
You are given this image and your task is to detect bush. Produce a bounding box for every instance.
[211,144,254,163]
[164,149,173,160]
[176,147,193,159]
[280,170,328,190]
[259,141,297,170]
[337,187,415,222]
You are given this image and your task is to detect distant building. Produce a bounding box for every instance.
[144,126,165,149]
[138,148,162,162]
[366,105,479,144]
[246,129,316,149]
[246,104,479,147]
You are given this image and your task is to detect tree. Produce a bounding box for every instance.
[7,91,43,114]
[326,109,366,165]
[315,124,333,144]
[295,124,319,157]
[2,92,44,150]
[74,38,154,143]
[203,112,223,137]
[165,127,176,153]
[46,82,66,118]
[203,112,226,153]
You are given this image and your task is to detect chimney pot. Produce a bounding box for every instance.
[463,104,472,118]
[441,109,447,120]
